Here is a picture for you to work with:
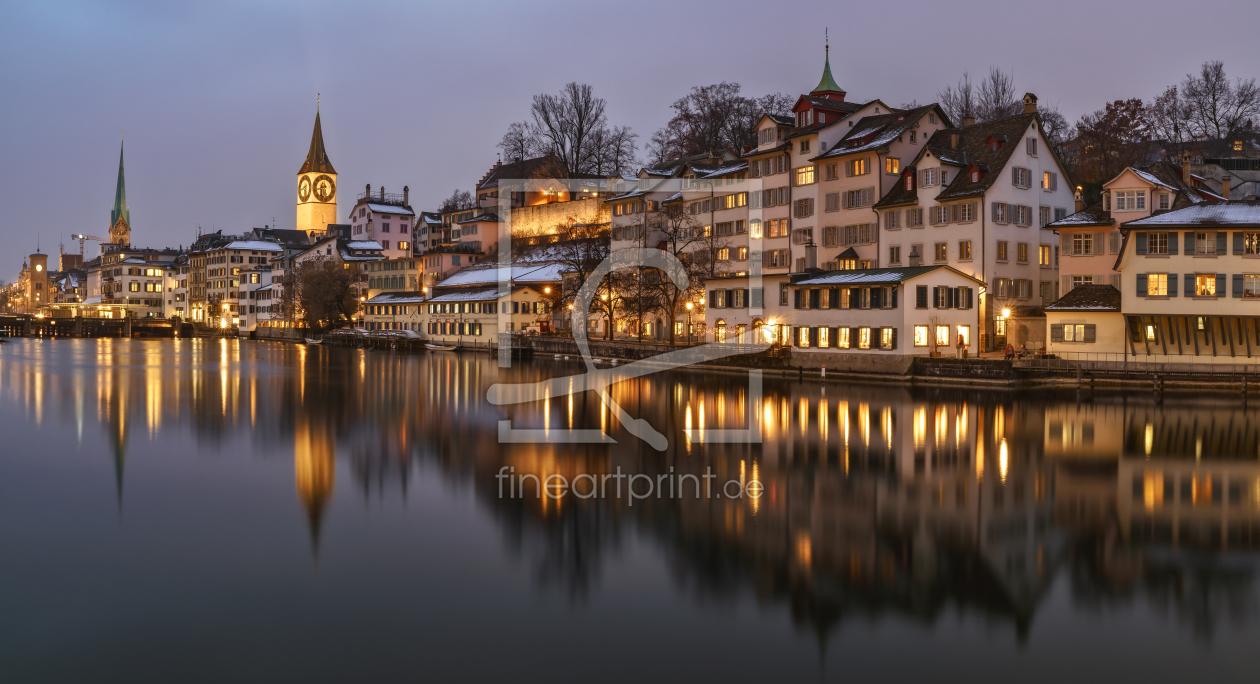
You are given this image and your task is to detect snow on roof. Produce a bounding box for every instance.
[225,241,284,251]
[345,240,383,250]
[366,203,415,216]
[792,265,970,286]
[426,288,504,303]
[1128,168,1175,190]
[1124,202,1260,227]
[438,263,564,287]
[700,162,749,178]
[81,296,102,305]
[365,292,427,304]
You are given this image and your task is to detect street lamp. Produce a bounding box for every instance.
[685,301,694,346]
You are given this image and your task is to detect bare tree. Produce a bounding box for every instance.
[977,66,1021,121]
[439,189,474,213]
[280,255,366,333]
[612,268,659,341]
[648,202,708,345]
[585,124,639,176]
[530,82,607,175]
[1074,99,1151,184]
[648,83,793,162]
[1147,84,1193,158]
[937,70,978,124]
[1038,101,1073,161]
[497,122,541,164]
[1181,60,1260,140]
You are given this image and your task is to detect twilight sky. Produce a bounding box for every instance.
[2,0,1257,277]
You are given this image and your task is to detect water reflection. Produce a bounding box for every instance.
[2,338,1259,648]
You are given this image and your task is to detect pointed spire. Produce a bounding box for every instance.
[811,33,846,99]
[299,110,336,175]
[111,139,129,228]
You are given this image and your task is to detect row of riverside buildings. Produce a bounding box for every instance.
[5,47,1260,366]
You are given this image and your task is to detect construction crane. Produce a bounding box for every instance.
[69,234,109,257]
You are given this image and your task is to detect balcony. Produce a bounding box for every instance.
[358,191,408,206]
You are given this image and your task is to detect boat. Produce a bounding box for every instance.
[305,338,322,345]
[425,343,457,352]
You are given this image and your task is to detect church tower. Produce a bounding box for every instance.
[110,141,131,246]
[296,109,337,235]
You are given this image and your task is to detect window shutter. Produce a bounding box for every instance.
[1168,274,1178,297]
[891,328,898,350]
[932,286,940,308]
[1135,273,1147,295]
[794,289,802,309]
[851,327,860,347]
[1167,232,1178,254]
[1050,324,1064,342]
[1233,274,1244,298]
[916,285,928,308]
[1083,324,1096,343]
[1060,233,1068,254]
[741,289,749,308]
[1235,232,1245,255]
[1216,232,1227,254]
[1012,167,1019,186]
[891,287,899,308]
[1216,273,1226,296]
[1061,275,1070,294]
[1052,173,1059,191]
[992,202,1000,221]
[1184,273,1195,297]
[830,287,840,309]
[1184,231,1195,252]
[1135,232,1147,254]
[1091,232,1104,255]
[751,287,764,308]
[810,326,819,347]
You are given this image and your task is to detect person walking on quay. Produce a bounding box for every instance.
[1005,343,1015,361]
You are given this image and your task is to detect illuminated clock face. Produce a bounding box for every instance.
[35,265,42,272]
[298,176,312,202]
[313,175,335,202]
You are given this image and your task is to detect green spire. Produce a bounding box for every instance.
[812,44,845,96]
[111,140,129,228]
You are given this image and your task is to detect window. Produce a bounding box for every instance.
[1027,138,1038,155]
[737,246,748,260]
[792,228,813,244]
[843,188,875,208]
[1039,206,1051,227]
[824,163,838,181]
[992,202,1008,223]
[1235,140,1244,151]
[881,328,894,348]
[914,325,929,346]
[997,241,1008,261]
[1072,232,1094,256]
[1012,167,1032,188]
[959,202,975,222]
[1062,324,1085,342]
[1039,245,1052,266]
[1245,275,1260,298]
[934,243,947,262]
[837,327,851,348]
[1147,273,1168,296]
[959,240,972,260]
[1042,171,1058,191]
[906,208,923,227]
[935,325,950,347]
[921,168,938,186]
[795,166,816,185]
[1148,232,1168,255]
[817,326,830,348]
[1114,190,1146,211]
[886,158,900,174]
[1159,193,1170,210]
[858,327,872,349]
[1196,274,1217,296]
[1195,232,1216,255]
[793,198,814,218]
[799,139,810,153]
[798,326,810,347]
[825,193,840,212]
[1245,233,1260,255]
[1072,275,1094,289]
[1017,243,1029,263]
[889,246,901,263]
[750,219,762,239]
[884,210,900,229]
[848,158,870,176]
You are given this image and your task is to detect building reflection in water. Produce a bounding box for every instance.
[3,339,1259,640]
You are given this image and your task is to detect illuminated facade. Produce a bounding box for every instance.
[296,110,338,236]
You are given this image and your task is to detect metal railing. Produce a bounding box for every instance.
[1014,351,1260,375]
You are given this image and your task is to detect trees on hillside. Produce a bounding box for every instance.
[496,82,639,176]
[438,189,474,213]
[1072,99,1151,186]
[1147,61,1260,158]
[937,67,1021,124]
[647,83,793,163]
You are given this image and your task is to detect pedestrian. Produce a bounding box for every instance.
[956,333,965,359]
[1005,343,1015,360]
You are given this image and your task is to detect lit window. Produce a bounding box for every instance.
[886,158,900,174]
[913,325,929,346]
[1196,274,1217,296]
[1245,274,1260,298]
[818,327,830,348]
[1147,273,1168,296]
[935,325,950,347]
[858,327,871,349]
[798,326,810,347]
[837,327,850,348]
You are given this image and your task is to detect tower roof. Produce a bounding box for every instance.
[111,141,129,228]
[811,45,846,97]
[299,111,336,175]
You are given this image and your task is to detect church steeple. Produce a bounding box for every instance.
[109,139,131,246]
[299,111,336,175]
[811,34,846,101]
[111,140,129,229]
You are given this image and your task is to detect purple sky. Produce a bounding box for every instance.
[2,0,1257,276]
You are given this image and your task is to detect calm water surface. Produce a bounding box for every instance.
[1,339,1257,683]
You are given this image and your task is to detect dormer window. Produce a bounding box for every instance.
[989,141,999,152]
[1235,140,1243,151]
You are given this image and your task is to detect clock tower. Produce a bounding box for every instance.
[296,110,337,235]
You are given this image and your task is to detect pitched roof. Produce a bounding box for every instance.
[366,203,415,216]
[365,292,427,305]
[1048,202,1112,228]
[1044,284,1121,311]
[298,112,336,175]
[814,104,945,160]
[1123,201,1260,227]
[790,265,982,286]
[873,168,919,209]
[928,113,1039,201]
[477,155,576,190]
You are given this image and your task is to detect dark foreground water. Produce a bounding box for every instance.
[0,339,1257,683]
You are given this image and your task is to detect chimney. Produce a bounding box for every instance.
[1222,176,1231,200]
[403,185,410,205]
[1074,187,1084,213]
[366,183,371,197]
[805,243,818,271]
[1023,93,1038,114]
[950,132,960,149]
[1181,150,1192,185]
[962,116,975,127]
[379,186,385,200]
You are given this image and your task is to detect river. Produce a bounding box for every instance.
[0,339,1256,683]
